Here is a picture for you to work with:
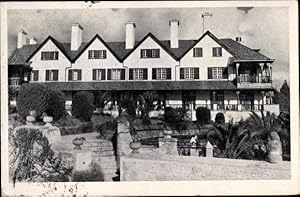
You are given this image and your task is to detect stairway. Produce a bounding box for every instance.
[81,136,119,181]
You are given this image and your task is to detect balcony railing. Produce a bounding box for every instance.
[8,77,22,87]
[237,75,271,83]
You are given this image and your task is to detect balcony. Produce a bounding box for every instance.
[237,75,272,89]
[8,77,22,88]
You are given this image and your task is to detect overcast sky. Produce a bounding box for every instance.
[7,6,289,89]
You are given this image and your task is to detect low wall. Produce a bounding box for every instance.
[120,153,290,181]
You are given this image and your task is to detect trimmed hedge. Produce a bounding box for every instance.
[17,83,66,120]
[196,107,211,125]
[72,91,95,121]
[215,112,225,124]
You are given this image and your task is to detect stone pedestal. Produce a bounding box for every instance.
[74,151,92,172]
[158,137,178,155]
[190,144,198,156]
[206,141,214,158]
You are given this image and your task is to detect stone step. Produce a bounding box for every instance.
[83,141,113,147]
[92,151,115,157]
[86,146,114,152]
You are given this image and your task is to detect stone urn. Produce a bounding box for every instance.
[129,141,141,154]
[267,132,282,163]
[43,116,53,124]
[26,115,36,124]
[163,130,172,138]
[73,137,86,150]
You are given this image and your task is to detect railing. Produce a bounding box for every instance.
[8,77,22,87]
[237,75,271,83]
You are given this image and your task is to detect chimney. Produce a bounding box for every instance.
[17,29,27,49]
[169,19,179,48]
[29,36,37,45]
[235,37,242,42]
[125,21,136,49]
[71,23,83,51]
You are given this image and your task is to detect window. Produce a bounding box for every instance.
[212,47,222,57]
[129,68,147,80]
[107,69,125,80]
[93,69,105,80]
[140,49,160,58]
[193,48,203,57]
[208,67,227,79]
[156,68,166,79]
[88,50,107,59]
[180,68,200,80]
[31,70,39,81]
[46,70,58,81]
[41,51,59,60]
[68,69,82,81]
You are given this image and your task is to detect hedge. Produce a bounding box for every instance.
[196,107,211,125]
[72,91,95,121]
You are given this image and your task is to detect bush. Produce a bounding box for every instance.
[96,120,117,140]
[215,112,225,124]
[46,90,66,121]
[72,91,95,121]
[119,99,136,118]
[17,83,51,119]
[196,107,211,125]
[164,107,186,123]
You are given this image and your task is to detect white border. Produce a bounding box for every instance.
[1,1,299,196]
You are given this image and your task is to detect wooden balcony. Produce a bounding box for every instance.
[237,75,272,89]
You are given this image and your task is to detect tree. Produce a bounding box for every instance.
[274,80,290,113]
[138,91,158,124]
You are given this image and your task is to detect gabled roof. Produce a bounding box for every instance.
[8,30,274,66]
[120,32,178,61]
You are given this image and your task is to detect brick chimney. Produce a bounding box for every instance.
[29,36,37,45]
[71,23,83,51]
[169,19,179,48]
[125,21,136,49]
[17,29,27,49]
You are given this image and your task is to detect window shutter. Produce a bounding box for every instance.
[101,69,106,80]
[180,68,184,79]
[92,69,96,80]
[88,51,92,59]
[55,52,59,60]
[140,50,144,58]
[193,48,196,57]
[68,70,72,81]
[208,68,213,79]
[107,69,111,80]
[143,68,148,80]
[33,71,39,81]
[194,68,199,79]
[212,48,216,57]
[121,69,125,80]
[156,49,160,58]
[166,68,171,79]
[78,70,82,80]
[222,67,228,79]
[41,52,45,60]
[103,50,107,59]
[152,68,157,79]
[219,48,222,56]
[129,69,133,80]
[46,70,49,81]
[53,70,58,81]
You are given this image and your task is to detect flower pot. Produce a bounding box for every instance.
[73,138,85,150]
[26,115,35,124]
[163,130,172,138]
[43,116,53,124]
[129,141,141,154]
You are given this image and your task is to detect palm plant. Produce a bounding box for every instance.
[138,91,158,124]
[95,91,111,114]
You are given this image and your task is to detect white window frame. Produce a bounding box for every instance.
[41,51,58,60]
[49,70,54,81]
[95,69,103,80]
[193,47,203,57]
[156,68,167,80]
[89,50,106,59]
[133,68,144,80]
[184,68,195,79]
[213,47,222,57]
[212,67,223,79]
[73,71,79,81]
[112,69,121,80]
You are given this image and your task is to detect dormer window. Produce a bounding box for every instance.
[193,47,203,57]
[141,49,160,58]
[212,47,222,57]
[88,50,107,59]
[41,51,59,60]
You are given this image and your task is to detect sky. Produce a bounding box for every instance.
[7,6,289,89]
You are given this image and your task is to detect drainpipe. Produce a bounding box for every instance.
[65,62,73,82]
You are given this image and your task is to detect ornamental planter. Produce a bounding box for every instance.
[129,141,141,154]
[26,115,36,124]
[163,130,172,138]
[73,137,86,150]
[43,116,53,124]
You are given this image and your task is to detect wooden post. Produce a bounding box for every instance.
[236,63,240,81]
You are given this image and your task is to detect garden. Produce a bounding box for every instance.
[8,83,290,183]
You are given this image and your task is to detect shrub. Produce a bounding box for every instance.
[17,83,51,119]
[119,99,136,118]
[72,91,95,121]
[96,120,117,140]
[46,90,66,121]
[196,107,211,125]
[164,107,186,123]
[215,112,225,124]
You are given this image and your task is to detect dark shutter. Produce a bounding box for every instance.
[156,49,160,58]
[219,48,222,56]
[33,70,39,81]
[194,68,199,79]
[140,50,144,58]
[92,69,96,80]
[78,70,82,80]
[166,68,171,79]
[41,52,45,60]
[129,69,133,80]
[88,51,92,59]
[193,48,196,57]
[143,68,148,80]
[212,48,216,56]
[121,69,125,80]
[103,50,107,59]
[55,52,59,60]
[101,69,105,80]
[68,70,72,81]
[107,69,111,80]
[208,68,213,79]
[152,68,157,79]
[222,67,228,79]
[53,70,58,81]
[180,68,184,79]
[46,70,49,81]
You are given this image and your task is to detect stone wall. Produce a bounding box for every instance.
[120,153,290,181]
